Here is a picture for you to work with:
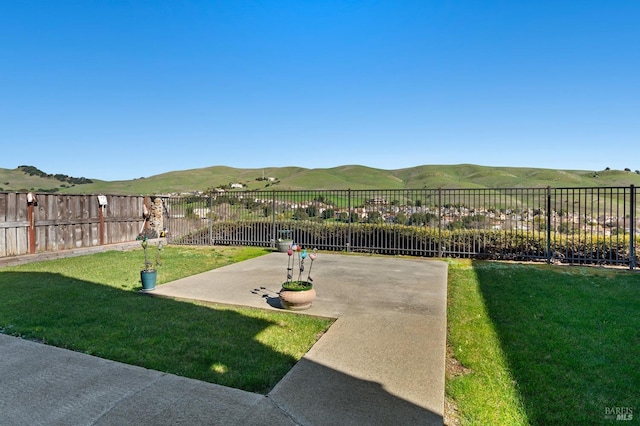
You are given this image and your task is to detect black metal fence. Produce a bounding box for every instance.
[161,186,639,269]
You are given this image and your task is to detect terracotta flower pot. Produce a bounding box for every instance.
[279,282,316,310]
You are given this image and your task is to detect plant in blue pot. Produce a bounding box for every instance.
[140,236,162,292]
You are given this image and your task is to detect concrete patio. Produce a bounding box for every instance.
[0,252,448,425]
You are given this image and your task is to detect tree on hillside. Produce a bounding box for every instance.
[321,209,335,219]
[305,205,318,217]
[394,213,407,225]
[294,208,309,220]
[18,165,93,184]
[367,211,383,223]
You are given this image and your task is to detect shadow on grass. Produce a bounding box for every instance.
[0,271,305,394]
[0,270,443,424]
[474,261,640,425]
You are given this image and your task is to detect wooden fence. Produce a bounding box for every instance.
[0,192,153,257]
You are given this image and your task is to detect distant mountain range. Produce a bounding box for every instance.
[2,164,640,195]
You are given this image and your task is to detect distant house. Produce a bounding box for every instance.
[367,197,387,205]
[229,183,243,189]
[192,207,211,218]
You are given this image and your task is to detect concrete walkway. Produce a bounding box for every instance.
[0,253,448,425]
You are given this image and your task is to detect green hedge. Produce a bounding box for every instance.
[172,221,638,265]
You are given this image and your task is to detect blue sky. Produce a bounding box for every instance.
[1,1,639,181]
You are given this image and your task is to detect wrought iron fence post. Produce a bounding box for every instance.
[208,190,213,245]
[630,185,636,270]
[438,188,443,258]
[271,190,276,249]
[546,186,552,264]
[347,188,352,252]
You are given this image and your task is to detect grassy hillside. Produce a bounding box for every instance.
[1,164,640,195]
[0,168,62,192]
[391,164,604,189]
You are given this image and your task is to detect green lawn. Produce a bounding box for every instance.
[0,246,334,394]
[447,259,640,425]
[4,246,638,421]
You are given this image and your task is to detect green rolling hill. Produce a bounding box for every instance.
[1,164,640,195]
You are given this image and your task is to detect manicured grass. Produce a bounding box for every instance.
[0,246,334,394]
[447,259,640,425]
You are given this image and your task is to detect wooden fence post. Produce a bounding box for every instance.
[27,192,37,254]
[97,195,108,246]
[99,205,105,245]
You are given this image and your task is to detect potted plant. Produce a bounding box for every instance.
[140,237,163,292]
[276,229,293,252]
[279,244,317,310]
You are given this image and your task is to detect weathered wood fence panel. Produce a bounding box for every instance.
[0,192,150,257]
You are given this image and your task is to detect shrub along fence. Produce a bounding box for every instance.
[165,186,639,269]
